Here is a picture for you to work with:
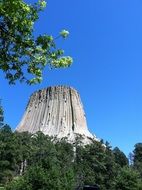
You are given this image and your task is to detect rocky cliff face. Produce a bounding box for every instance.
[16,86,98,143]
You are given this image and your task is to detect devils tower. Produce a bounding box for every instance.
[16,86,97,143]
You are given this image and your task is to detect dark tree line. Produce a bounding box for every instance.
[0,125,142,190]
[0,104,142,190]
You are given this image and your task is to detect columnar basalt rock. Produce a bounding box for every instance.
[16,86,98,143]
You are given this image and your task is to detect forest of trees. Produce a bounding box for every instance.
[0,105,142,190]
[0,123,142,189]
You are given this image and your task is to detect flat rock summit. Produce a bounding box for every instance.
[16,86,98,143]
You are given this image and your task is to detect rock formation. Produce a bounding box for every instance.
[16,86,98,143]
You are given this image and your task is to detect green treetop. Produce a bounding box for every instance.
[0,0,73,84]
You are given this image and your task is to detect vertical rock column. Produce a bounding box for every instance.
[16,86,95,142]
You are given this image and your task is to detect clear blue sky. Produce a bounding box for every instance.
[1,0,142,156]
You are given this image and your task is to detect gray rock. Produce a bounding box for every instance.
[16,86,99,144]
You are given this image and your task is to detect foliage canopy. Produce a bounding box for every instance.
[1,125,142,190]
[0,0,72,84]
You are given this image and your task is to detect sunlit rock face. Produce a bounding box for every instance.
[16,86,98,144]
